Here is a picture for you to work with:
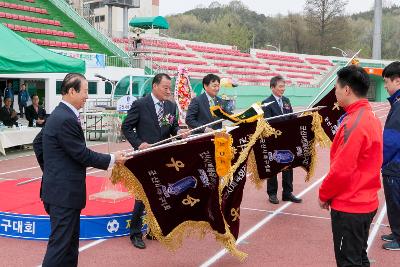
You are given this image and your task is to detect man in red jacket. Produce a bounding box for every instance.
[319,65,383,267]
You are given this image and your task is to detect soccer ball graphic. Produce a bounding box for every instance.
[106,219,120,233]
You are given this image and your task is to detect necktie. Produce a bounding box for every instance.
[209,98,214,107]
[156,102,164,126]
[278,98,283,113]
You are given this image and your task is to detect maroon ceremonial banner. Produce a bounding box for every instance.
[111,134,246,260]
[250,113,325,184]
[312,88,345,142]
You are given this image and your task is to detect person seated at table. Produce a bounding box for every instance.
[0,97,18,127]
[25,94,46,127]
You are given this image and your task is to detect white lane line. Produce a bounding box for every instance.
[79,239,106,252]
[367,203,387,253]
[36,239,108,267]
[0,166,39,176]
[199,174,327,267]
[0,142,109,162]
[241,207,331,221]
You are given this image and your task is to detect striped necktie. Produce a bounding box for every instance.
[156,102,164,126]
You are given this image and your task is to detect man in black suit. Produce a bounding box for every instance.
[35,73,129,267]
[122,73,189,249]
[0,97,18,126]
[25,94,47,127]
[262,75,302,205]
[186,74,223,133]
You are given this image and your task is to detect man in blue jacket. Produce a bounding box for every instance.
[381,61,400,251]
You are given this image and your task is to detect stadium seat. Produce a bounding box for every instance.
[71,43,79,49]
[49,41,56,47]
[43,40,50,46]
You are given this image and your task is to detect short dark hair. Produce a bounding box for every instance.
[60,73,86,95]
[4,97,11,102]
[31,94,39,98]
[382,61,400,80]
[152,73,171,87]
[202,74,220,88]
[270,75,285,88]
[336,65,370,97]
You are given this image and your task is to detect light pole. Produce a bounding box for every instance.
[95,74,116,103]
[331,47,348,57]
[266,44,280,52]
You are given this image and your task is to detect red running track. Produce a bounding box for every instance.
[0,102,399,267]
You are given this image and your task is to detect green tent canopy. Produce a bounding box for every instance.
[129,16,169,29]
[0,24,85,74]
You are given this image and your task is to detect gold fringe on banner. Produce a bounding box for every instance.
[246,149,264,189]
[222,119,276,187]
[111,164,247,261]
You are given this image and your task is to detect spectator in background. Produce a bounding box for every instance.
[26,94,46,127]
[0,97,18,126]
[18,83,30,118]
[4,82,14,108]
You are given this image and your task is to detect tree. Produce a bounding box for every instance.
[305,0,349,54]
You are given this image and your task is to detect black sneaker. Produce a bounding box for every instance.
[381,233,395,242]
[382,240,400,251]
[131,236,146,249]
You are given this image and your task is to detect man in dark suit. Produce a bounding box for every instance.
[0,97,18,126]
[122,73,189,249]
[25,94,47,127]
[35,73,129,267]
[262,75,302,205]
[186,74,223,133]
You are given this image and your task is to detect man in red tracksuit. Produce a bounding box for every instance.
[319,65,383,267]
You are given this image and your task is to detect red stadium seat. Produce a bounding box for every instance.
[55,41,62,47]
[0,3,4,7]
[61,42,68,48]
[49,41,56,47]
[71,43,79,49]
[19,25,27,32]
[43,40,50,46]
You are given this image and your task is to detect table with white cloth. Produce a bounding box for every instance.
[0,127,42,156]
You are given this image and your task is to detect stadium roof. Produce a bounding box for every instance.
[129,16,169,29]
[0,24,85,74]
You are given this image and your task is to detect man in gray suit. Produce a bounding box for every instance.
[186,74,223,133]
[262,75,302,205]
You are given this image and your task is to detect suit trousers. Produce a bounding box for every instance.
[130,199,145,239]
[331,209,376,267]
[42,203,81,267]
[382,175,400,242]
[266,168,293,196]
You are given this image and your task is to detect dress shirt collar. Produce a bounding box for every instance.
[61,100,80,118]
[151,93,163,106]
[271,93,282,102]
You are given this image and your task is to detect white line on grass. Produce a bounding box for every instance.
[199,174,327,267]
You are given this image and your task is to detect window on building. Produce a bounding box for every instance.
[56,81,62,95]
[105,82,112,94]
[88,82,98,94]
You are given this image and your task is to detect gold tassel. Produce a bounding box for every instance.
[311,111,332,148]
[247,149,264,189]
[111,164,247,260]
[214,132,234,178]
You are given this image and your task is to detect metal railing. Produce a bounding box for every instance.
[49,0,130,64]
[105,56,143,68]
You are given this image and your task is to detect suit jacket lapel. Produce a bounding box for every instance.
[145,95,161,130]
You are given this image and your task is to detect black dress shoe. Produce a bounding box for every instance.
[282,193,302,203]
[268,195,279,204]
[131,236,146,249]
[146,233,157,240]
